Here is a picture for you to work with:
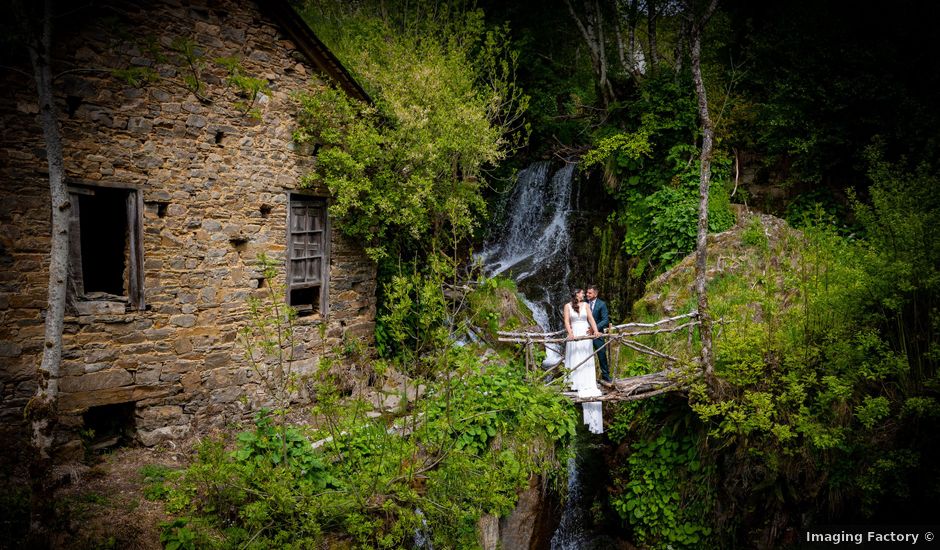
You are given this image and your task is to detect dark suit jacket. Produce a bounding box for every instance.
[591,298,610,334]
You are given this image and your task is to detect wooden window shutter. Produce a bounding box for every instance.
[127,190,145,310]
[287,196,330,315]
[67,191,84,299]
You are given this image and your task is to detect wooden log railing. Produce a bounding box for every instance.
[497,311,701,402]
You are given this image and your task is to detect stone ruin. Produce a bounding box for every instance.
[0,0,377,458]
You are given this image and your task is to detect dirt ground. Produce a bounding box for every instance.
[47,444,192,550]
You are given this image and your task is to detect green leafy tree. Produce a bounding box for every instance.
[296,0,528,263]
[582,73,735,270]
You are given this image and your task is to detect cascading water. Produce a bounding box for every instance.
[550,457,589,549]
[478,160,613,548]
[549,450,622,550]
[477,160,577,332]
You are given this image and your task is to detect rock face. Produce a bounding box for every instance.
[499,476,559,550]
[0,0,376,452]
[475,475,559,550]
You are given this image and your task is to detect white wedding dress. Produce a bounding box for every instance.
[564,303,603,434]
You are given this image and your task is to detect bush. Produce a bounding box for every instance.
[163,355,574,548]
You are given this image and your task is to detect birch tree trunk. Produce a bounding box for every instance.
[615,0,641,78]
[689,0,720,380]
[647,0,659,73]
[564,0,615,106]
[15,0,70,541]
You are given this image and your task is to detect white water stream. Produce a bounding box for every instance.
[478,160,607,547]
[477,160,577,332]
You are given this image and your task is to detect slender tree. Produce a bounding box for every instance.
[12,0,70,540]
[614,0,643,78]
[689,0,719,381]
[647,0,659,73]
[564,0,616,106]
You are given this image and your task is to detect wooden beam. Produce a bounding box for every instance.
[562,368,684,403]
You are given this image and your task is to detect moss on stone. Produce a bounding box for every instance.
[465,277,538,349]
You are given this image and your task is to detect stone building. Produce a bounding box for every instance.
[0,0,377,453]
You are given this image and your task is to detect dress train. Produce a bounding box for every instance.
[564,303,603,434]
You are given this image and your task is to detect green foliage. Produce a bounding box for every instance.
[141,464,179,501]
[111,66,159,88]
[687,221,906,455]
[161,417,330,547]
[233,410,333,486]
[168,36,206,98]
[215,56,270,120]
[740,215,768,249]
[374,260,450,362]
[295,1,527,262]
[425,361,576,454]
[239,254,303,411]
[159,518,197,550]
[583,74,736,270]
[784,189,849,231]
[855,396,891,429]
[621,155,940,540]
[464,276,535,344]
[581,126,653,171]
[611,425,715,548]
[853,150,940,330]
[159,517,220,550]
[163,353,574,548]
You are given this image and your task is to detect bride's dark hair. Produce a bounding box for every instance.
[570,288,583,311]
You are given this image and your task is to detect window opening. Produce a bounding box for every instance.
[78,189,127,295]
[68,185,145,309]
[82,402,137,452]
[287,195,329,315]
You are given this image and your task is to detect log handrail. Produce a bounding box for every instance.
[497,311,705,403]
[497,311,700,344]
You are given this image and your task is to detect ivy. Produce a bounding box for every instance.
[610,421,716,549]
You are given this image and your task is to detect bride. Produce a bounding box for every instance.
[563,288,604,434]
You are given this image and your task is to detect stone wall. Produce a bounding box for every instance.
[0,0,376,453]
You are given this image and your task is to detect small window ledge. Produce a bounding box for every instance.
[293,313,327,326]
[74,300,127,316]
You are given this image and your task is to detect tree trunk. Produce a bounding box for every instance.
[15,0,69,542]
[647,0,659,73]
[615,0,641,78]
[564,0,615,106]
[674,16,689,76]
[689,0,720,381]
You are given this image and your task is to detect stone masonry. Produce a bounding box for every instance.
[0,0,376,454]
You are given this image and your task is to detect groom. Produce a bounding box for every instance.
[586,284,611,384]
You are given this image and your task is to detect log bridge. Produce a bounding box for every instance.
[497,311,701,403]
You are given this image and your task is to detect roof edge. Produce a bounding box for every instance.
[259,0,372,104]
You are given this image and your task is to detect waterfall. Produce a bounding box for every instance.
[478,160,577,331]
[550,449,622,550]
[413,507,434,549]
[550,457,589,549]
[478,160,613,548]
